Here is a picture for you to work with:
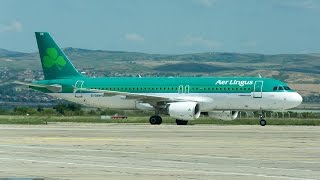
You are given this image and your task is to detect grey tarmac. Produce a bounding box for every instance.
[0,123,319,180]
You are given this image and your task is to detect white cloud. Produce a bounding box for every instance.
[279,0,319,10]
[125,33,144,42]
[194,0,216,7]
[298,0,318,9]
[180,35,221,49]
[0,20,23,33]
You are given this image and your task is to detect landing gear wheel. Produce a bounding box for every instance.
[260,119,267,126]
[149,115,162,125]
[176,119,188,125]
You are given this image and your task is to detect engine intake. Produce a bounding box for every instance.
[167,102,201,120]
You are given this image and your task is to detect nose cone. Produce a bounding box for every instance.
[288,92,303,108]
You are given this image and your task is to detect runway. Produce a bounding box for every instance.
[0,123,319,180]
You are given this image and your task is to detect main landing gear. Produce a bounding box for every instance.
[149,115,189,125]
[176,119,188,125]
[259,113,267,126]
[149,115,162,125]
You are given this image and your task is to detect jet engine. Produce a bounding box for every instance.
[167,102,201,120]
[208,111,238,121]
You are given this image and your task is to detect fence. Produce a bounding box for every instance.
[238,111,320,119]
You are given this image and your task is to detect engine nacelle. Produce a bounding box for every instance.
[167,102,201,120]
[208,111,238,121]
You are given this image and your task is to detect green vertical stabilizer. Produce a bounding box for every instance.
[35,32,83,80]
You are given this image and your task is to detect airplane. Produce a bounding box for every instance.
[16,32,303,126]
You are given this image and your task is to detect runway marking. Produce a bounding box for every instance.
[0,157,315,180]
[39,137,151,142]
[0,125,319,133]
[2,150,316,172]
[64,154,210,165]
[1,144,319,165]
[1,144,319,177]
[0,150,35,154]
[238,165,314,172]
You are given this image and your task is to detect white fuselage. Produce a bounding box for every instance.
[49,91,302,111]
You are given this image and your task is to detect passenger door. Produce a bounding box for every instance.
[253,81,263,98]
[178,85,184,94]
[185,85,190,94]
[74,80,84,98]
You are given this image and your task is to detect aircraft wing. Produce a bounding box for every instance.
[13,81,62,93]
[79,88,171,101]
[78,88,213,107]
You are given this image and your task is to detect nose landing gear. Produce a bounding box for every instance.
[259,113,267,126]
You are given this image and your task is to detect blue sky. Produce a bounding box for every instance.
[1,0,320,54]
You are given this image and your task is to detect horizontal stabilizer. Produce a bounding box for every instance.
[13,81,62,93]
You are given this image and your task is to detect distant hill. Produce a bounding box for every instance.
[0,48,28,58]
[0,47,319,83]
[154,63,231,72]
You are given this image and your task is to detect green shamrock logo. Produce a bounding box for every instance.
[43,48,66,69]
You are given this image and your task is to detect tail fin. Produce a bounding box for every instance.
[35,32,83,80]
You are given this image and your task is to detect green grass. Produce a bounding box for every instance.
[0,115,48,124]
[189,117,320,126]
[1,115,320,125]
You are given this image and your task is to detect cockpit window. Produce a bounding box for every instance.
[284,86,291,90]
[274,85,291,91]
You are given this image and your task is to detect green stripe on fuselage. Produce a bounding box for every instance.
[31,77,294,94]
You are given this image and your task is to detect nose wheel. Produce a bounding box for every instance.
[259,113,267,126]
[260,119,267,126]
